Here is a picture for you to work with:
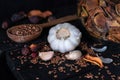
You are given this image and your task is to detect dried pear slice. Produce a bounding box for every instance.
[28,10,42,17]
[99,0,107,7]
[81,7,89,17]
[85,0,99,11]
[93,13,108,33]
[115,4,120,16]
[83,54,103,68]
[94,13,106,28]
[106,20,120,27]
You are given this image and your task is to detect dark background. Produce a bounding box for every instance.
[0,0,77,80]
[1,0,120,80]
[0,0,77,26]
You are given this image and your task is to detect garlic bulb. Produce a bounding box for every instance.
[39,51,54,61]
[65,50,82,60]
[47,23,82,53]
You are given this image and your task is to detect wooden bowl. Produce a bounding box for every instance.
[7,24,42,43]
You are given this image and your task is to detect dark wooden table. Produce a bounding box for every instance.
[0,1,120,80]
[4,20,120,80]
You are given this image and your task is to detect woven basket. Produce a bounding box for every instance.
[7,24,42,43]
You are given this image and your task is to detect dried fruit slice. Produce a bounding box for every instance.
[83,54,103,68]
[115,4,120,16]
[81,7,89,17]
[85,0,99,11]
[93,13,107,32]
[28,10,42,17]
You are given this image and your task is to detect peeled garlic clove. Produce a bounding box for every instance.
[39,51,54,61]
[91,46,107,52]
[65,50,82,60]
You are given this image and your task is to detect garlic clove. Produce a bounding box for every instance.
[68,35,80,46]
[48,34,56,44]
[65,50,82,60]
[50,40,59,51]
[39,51,54,61]
[91,46,107,52]
[64,40,75,53]
[58,40,66,53]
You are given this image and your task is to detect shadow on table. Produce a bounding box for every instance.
[0,53,17,80]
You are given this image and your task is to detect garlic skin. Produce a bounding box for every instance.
[91,46,107,52]
[47,23,82,53]
[39,51,54,61]
[65,50,82,60]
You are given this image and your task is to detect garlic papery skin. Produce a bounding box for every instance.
[47,23,82,53]
[65,50,82,60]
[39,51,54,61]
[91,46,107,52]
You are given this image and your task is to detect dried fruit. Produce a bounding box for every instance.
[21,45,30,55]
[2,21,9,29]
[41,10,53,18]
[78,0,120,43]
[115,4,120,16]
[83,54,103,68]
[30,57,39,64]
[11,11,26,22]
[29,44,38,52]
[28,16,40,23]
[28,10,42,17]
[31,52,38,58]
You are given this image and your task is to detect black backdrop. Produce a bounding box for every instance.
[0,0,77,25]
[0,0,120,80]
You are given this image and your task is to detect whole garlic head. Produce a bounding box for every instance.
[47,23,82,53]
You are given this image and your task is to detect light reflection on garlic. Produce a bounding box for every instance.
[65,50,82,60]
[39,51,54,61]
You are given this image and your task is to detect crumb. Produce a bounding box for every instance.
[54,75,58,78]
[35,77,40,80]
[16,67,21,71]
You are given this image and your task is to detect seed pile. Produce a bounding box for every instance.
[9,24,40,36]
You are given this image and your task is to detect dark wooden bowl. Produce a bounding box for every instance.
[7,24,42,43]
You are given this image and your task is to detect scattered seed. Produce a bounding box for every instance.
[36,77,40,80]
[16,67,21,71]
